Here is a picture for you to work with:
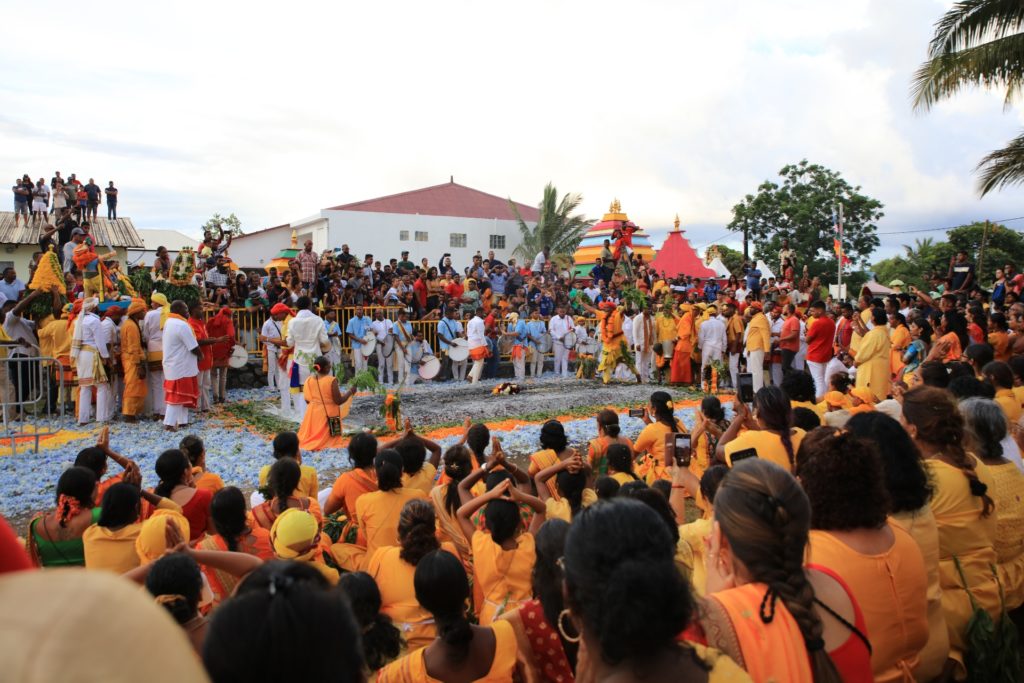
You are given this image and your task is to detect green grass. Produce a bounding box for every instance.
[220,401,296,436]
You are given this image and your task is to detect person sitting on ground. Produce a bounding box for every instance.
[27,467,99,567]
[634,390,687,483]
[587,409,633,476]
[252,457,323,529]
[74,430,137,504]
[149,448,212,542]
[324,432,379,544]
[528,420,579,498]
[269,508,337,584]
[982,360,1022,426]
[428,444,474,569]
[847,387,876,415]
[606,442,640,485]
[594,475,621,500]
[381,420,442,495]
[202,561,366,683]
[179,434,224,494]
[146,553,212,655]
[338,571,404,676]
[198,486,275,607]
[716,386,805,471]
[258,431,319,501]
[534,452,597,522]
[377,549,518,682]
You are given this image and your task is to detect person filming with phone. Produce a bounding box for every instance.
[714,385,806,472]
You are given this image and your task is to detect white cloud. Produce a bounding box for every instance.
[1,0,1021,260]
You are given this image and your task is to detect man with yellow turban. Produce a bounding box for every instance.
[270,508,338,585]
[121,298,148,421]
[670,303,695,385]
[143,293,170,418]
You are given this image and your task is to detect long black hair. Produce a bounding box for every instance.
[268,457,302,513]
[146,553,202,625]
[532,519,577,666]
[211,486,248,551]
[650,391,680,430]
[375,449,404,492]
[441,445,473,515]
[97,482,141,528]
[154,449,190,498]
[753,386,795,468]
[338,571,403,671]
[540,420,568,453]
[414,550,474,662]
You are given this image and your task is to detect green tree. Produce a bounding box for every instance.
[509,183,593,262]
[714,244,746,276]
[727,160,884,283]
[900,237,954,282]
[912,2,1024,195]
[947,221,1024,283]
[202,212,244,237]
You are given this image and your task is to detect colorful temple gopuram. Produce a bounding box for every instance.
[572,199,655,277]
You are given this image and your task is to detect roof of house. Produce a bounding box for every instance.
[0,214,145,248]
[134,229,200,250]
[326,181,540,221]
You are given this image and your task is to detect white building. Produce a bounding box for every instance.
[228,180,539,270]
[126,229,201,269]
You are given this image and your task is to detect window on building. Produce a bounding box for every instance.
[399,230,409,241]
[488,234,506,250]
[450,233,467,248]
[415,231,429,242]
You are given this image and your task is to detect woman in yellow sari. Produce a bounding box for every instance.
[428,445,474,568]
[456,478,545,625]
[888,312,911,379]
[634,391,687,483]
[330,449,426,572]
[563,499,751,682]
[252,457,323,529]
[323,432,378,545]
[528,420,577,499]
[587,409,633,476]
[120,299,148,421]
[298,355,355,451]
[902,387,1001,677]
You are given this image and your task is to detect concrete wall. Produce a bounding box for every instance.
[225,222,326,270]
[320,210,531,270]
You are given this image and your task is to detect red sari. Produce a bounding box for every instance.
[205,307,235,368]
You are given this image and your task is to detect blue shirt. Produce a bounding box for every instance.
[526,320,547,348]
[514,319,528,344]
[437,317,463,351]
[703,282,719,302]
[538,296,554,317]
[489,272,508,295]
[745,270,762,291]
[391,320,414,344]
[345,315,371,348]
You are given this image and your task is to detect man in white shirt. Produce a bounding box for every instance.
[285,296,329,420]
[101,305,124,420]
[531,247,548,274]
[370,309,393,385]
[436,309,466,382]
[71,298,110,424]
[390,309,414,385]
[143,294,168,418]
[769,305,785,386]
[697,306,727,383]
[632,307,655,383]
[548,306,572,378]
[0,267,25,302]
[260,305,289,390]
[406,330,435,385]
[467,310,487,383]
[162,300,200,430]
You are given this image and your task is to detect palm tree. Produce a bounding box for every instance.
[509,183,593,263]
[912,2,1024,195]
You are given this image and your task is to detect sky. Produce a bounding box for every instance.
[2,0,1022,261]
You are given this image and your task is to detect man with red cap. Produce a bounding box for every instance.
[261,303,295,415]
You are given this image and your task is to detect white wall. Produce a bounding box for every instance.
[227,217,329,269]
[320,210,530,270]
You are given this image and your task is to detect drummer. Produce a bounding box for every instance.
[406,330,436,385]
[259,304,288,391]
[467,308,488,384]
[526,308,547,379]
[370,308,392,385]
[436,306,466,382]
[345,305,372,375]
[548,304,572,378]
[390,308,414,385]
[503,312,528,382]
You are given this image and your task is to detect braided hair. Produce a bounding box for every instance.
[441,445,473,516]
[397,499,440,565]
[154,449,190,499]
[753,386,795,468]
[268,457,302,514]
[650,391,680,431]
[903,386,994,517]
[714,459,841,682]
[211,487,249,551]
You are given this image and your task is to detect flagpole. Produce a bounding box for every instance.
[837,203,844,300]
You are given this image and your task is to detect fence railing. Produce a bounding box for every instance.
[1,344,65,453]
[227,306,599,359]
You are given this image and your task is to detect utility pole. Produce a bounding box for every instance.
[742,226,749,261]
[837,203,844,300]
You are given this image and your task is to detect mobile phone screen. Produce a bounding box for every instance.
[672,433,691,467]
[628,408,645,418]
[737,373,754,403]
[730,447,758,464]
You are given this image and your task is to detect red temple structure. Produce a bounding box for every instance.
[649,216,718,280]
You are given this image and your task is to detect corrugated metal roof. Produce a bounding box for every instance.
[327,181,541,222]
[0,213,145,248]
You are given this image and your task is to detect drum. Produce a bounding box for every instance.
[419,355,441,380]
[360,335,377,357]
[409,344,424,365]
[536,333,552,353]
[579,338,601,355]
[448,338,470,362]
[381,334,395,358]
[228,345,249,369]
[498,336,514,356]
[562,331,577,349]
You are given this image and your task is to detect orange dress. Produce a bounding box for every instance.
[331,487,426,572]
[671,311,695,384]
[587,435,634,476]
[298,375,350,451]
[938,332,962,363]
[368,542,457,651]
[429,485,472,569]
[472,530,535,626]
[193,469,225,494]
[376,619,517,682]
[808,526,929,681]
[327,468,377,545]
[198,530,275,607]
[528,449,562,499]
[251,496,322,529]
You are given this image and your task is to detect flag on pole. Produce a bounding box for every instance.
[832,210,851,266]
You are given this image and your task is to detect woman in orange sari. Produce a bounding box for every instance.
[587,409,633,476]
[330,449,426,572]
[199,486,275,608]
[252,457,323,530]
[934,310,966,363]
[378,550,518,682]
[120,299,148,421]
[670,303,696,384]
[298,355,355,451]
[204,306,235,404]
[429,444,474,567]
[323,432,378,545]
[695,459,873,682]
[457,478,545,625]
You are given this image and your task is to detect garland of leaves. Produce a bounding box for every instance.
[129,267,153,300]
[153,280,201,308]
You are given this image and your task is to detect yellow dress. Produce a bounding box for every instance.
[679,518,712,596]
[926,458,1001,672]
[330,487,427,572]
[994,389,1022,426]
[259,463,319,500]
[987,461,1024,609]
[119,319,147,416]
[889,506,950,683]
[723,428,806,472]
[634,420,686,483]
[889,324,910,377]
[790,399,825,420]
[83,498,181,574]
[855,326,892,401]
[543,488,597,522]
[472,530,535,626]
[808,526,929,681]
[401,463,437,496]
[376,619,518,682]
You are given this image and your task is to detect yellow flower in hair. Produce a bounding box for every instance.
[666,400,674,409]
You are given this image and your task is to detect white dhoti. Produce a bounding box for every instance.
[393,348,408,385]
[351,344,366,374]
[266,348,278,390]
[76,347,110,424]
[147,368,165,416]
[452,358,467,382]
[553,341,570,377]
[636,348,654,383]
[529,348,544,378]
[376,345,392,384]
[164,403,190,427]
[701,346,724,378]
[747,349,766,392]
[728,352,741,388]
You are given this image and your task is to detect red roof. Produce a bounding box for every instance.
[649,230,717,280]
[326,181,540,222]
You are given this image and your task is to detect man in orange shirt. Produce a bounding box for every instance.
[778,304,801,377]
[804,301,835,399]
[444,274,465,301]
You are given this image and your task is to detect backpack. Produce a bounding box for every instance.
[953,556,1020,682]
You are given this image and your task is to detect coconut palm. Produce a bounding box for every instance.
[509,183,593,262]
[912,1,1024,195]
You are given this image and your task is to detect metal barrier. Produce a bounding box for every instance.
[226,307,600,360]
[1,343,65,453]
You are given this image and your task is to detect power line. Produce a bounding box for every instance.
[875,215,1024,236]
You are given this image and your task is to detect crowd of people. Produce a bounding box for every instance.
[12,171,119,227]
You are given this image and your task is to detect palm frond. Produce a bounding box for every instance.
[509,182,593,260]
[912,32,1024,110]
[976,130,1024,195]
[928,0,1024,57]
